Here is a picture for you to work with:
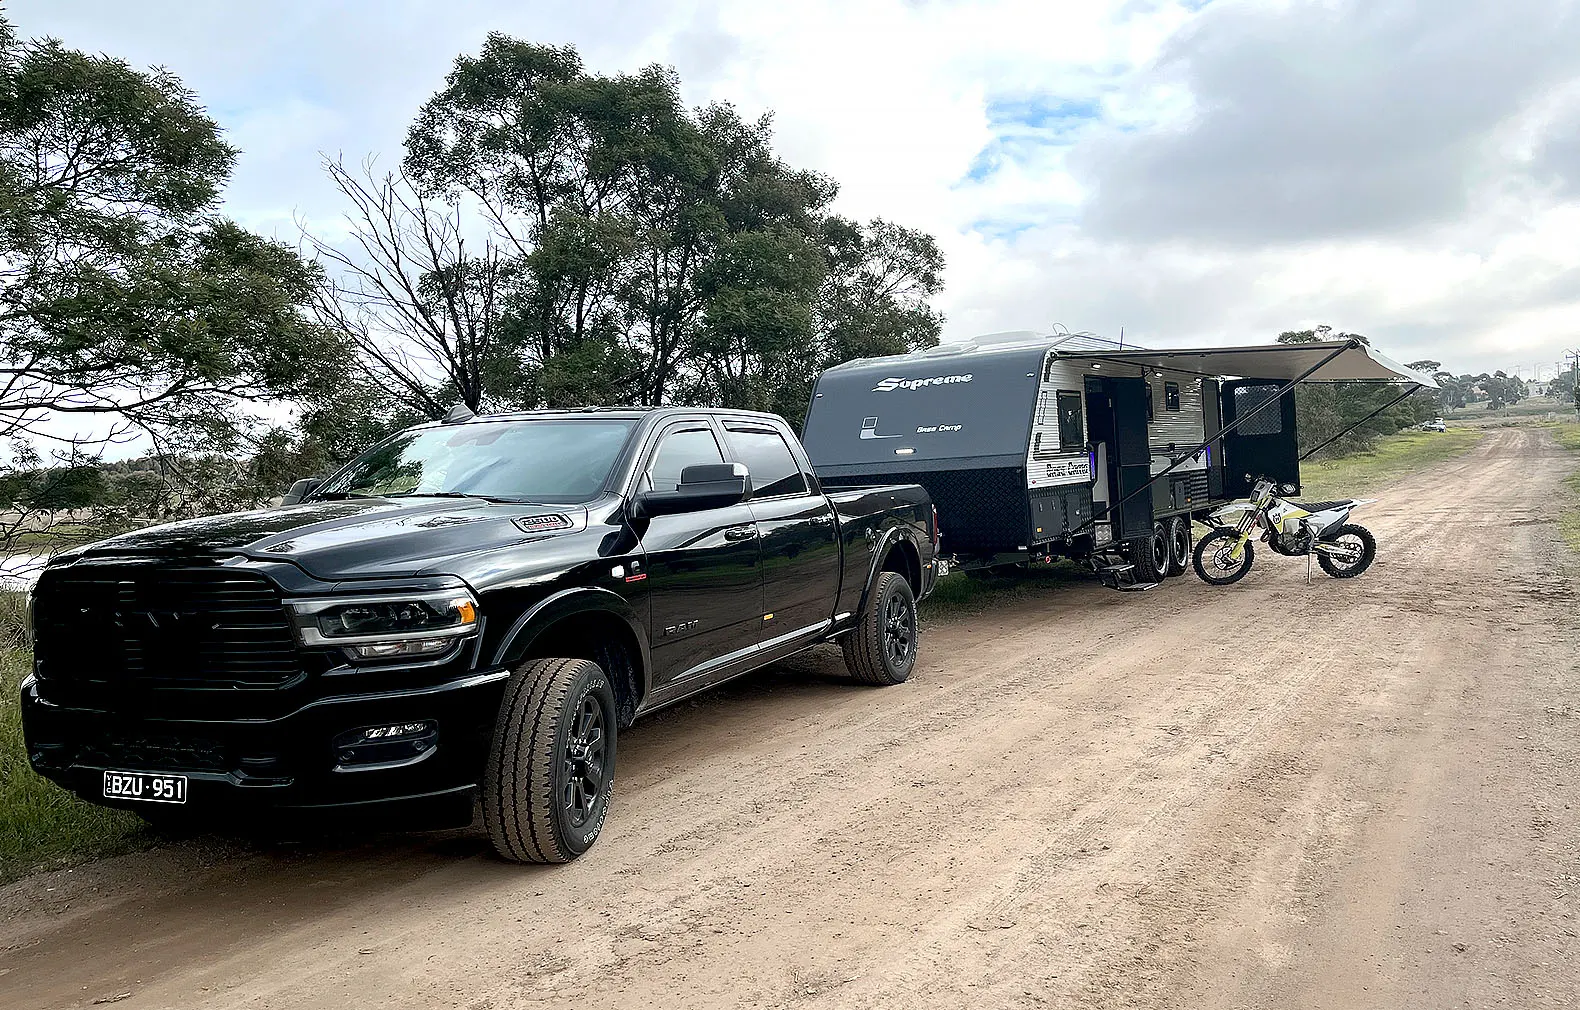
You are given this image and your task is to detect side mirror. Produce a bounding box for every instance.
[281,477,323,506]
[636,463,751,517]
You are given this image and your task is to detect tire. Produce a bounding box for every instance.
[483,657,617,864]
[1193,528,1255,585]
[841,571,918,686]
[1129,523,1170,583]
[1165,517,1191,578]
[1317,523,1376,579]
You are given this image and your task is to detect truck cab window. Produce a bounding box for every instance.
[646,427,725,492]
[724,426,807,498]
[1056,391,1084,448]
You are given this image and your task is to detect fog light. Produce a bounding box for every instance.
[359,722,431,742]
[348,638,457,660]
[334,721,439,772]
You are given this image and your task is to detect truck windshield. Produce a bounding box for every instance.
[315,419,636,504]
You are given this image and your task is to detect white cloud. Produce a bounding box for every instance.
[10,0,1579,388]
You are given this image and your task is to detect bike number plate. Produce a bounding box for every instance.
[103,770,188,804]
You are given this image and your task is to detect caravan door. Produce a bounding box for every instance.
[1085,376,1154,541]
[1220,380,1299,499]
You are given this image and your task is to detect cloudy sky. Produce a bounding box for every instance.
[11,0,1580,378]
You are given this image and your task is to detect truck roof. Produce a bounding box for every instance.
[406,406,795,429]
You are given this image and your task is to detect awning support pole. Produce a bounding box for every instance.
[1296,383,1422,462]
[1089,340,1356,530]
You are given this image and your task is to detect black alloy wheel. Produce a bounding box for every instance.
[1166,517,1192,578]
[1130,522,1171,583]
[483,657,618,863]
[884,590,916,669]
[842,571,918,686]
[562,694,608,829]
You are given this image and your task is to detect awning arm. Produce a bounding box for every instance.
[1084,340,1356,533]
[1297,383,1422,462]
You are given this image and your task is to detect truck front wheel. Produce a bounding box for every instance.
[841,571,918,686]
[483,657,617,864]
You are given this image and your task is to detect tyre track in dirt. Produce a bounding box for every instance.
[1,426,1575,1009]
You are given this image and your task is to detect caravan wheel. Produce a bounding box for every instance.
[1165,518,1191,578]
[1130,523,1170,583]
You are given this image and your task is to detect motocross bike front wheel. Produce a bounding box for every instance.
[1317,524,1376,579]
[1193,529,1255,585]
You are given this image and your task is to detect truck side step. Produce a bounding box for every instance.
[1115,580,1160,592]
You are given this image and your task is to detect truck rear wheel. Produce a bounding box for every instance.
[841,571,917,686]
[483,657,617,864]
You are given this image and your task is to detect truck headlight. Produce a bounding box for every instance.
[286,590,479,660]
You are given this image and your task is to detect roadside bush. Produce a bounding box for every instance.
[0,591,149,883]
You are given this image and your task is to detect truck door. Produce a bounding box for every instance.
[637,421,764,688]
[722,422,841,653]
[1220,380,1300,499]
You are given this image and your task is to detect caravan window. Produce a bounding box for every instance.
[1056,391,1084,448]
[1165,381,1181,411]
[1233,385,1284,435]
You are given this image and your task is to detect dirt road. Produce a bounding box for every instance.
[3,426,1576,1009]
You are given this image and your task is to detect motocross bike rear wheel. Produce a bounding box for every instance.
[1193,529,1255,585]
[1317,524,1376,579]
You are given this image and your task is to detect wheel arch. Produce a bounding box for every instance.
[492,589,649,727]
[853,524,924,617]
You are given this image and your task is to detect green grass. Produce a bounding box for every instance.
[5,523,99,552]
[1447,397,1570,421]
[0,595,151,885]
[1548,423,1580,553]
[921,563,1086,620]
[1549,422,1580,451]
[1300,427,1484,500]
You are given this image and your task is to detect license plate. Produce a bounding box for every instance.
[103,770,188,805]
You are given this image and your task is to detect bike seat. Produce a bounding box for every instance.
[1294,500,1351,512]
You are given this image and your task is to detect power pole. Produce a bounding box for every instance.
[1568,349,1580,414]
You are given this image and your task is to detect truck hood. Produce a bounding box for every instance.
[65,497,594,580]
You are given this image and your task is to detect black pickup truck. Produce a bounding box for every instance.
[20,408,936,863]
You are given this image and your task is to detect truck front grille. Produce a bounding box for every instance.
[33,566,303,690]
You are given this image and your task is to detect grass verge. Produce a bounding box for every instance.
[1300,427,1483,500]
[1548,423,1580,553]
[0,595,151,886]
[921,563,1087,620]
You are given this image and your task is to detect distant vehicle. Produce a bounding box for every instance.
[1423,418,1447,432]
[21,407,936,864]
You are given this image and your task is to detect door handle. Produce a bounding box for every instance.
[724,524,758,541]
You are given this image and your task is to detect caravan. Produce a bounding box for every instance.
[801,332,1434,589]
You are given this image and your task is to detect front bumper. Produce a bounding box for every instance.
[20,668,509,815]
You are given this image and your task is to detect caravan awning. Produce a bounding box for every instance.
[1056,340,1437,389]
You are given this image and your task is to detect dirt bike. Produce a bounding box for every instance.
[1193,475,1376,585]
